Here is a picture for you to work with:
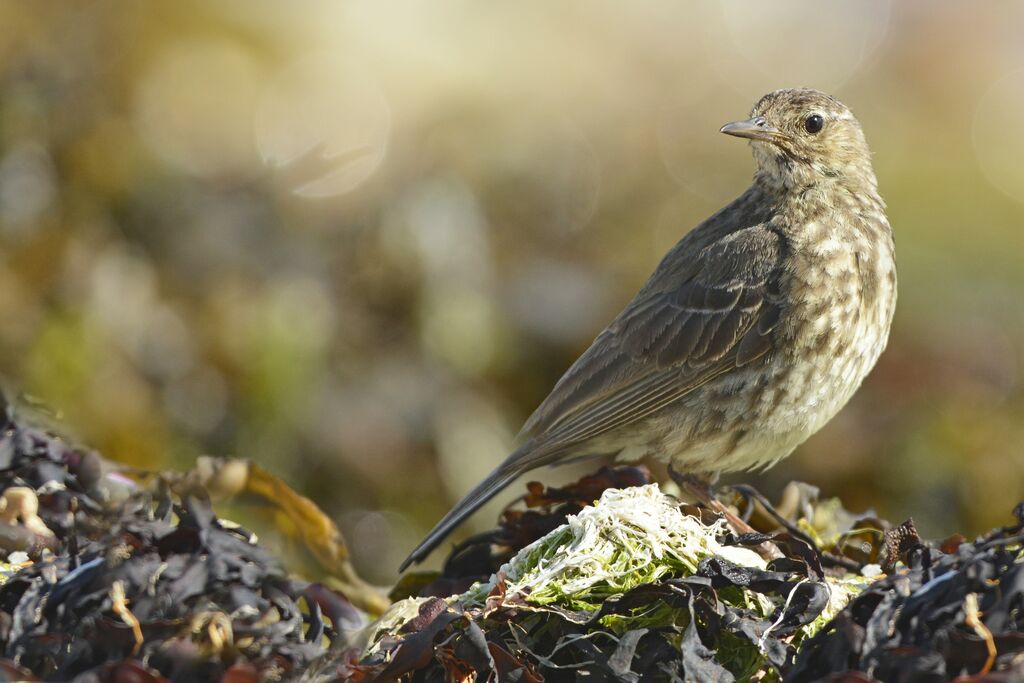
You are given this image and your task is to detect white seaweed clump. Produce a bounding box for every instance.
[464,484,768,614]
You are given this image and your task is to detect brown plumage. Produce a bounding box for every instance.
[400,88,896,571]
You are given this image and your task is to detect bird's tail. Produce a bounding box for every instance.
[399,443,547,572]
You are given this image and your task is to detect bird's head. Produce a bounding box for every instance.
[721,88,875,192]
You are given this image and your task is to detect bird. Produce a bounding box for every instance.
[400,88,896,571]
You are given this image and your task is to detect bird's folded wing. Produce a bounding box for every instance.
[519,225,784,449]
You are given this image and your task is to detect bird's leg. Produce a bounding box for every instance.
[668,467,751,531]
[668,466,783,561]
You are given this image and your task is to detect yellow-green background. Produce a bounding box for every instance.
[1,2,1022,583]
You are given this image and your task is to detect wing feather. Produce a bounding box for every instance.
[519,224,784,449]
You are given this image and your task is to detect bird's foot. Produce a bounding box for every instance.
[667,466,783,561]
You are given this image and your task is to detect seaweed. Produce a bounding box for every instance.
[0,401,360,682]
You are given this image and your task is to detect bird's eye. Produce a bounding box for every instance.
[804,113,825,134]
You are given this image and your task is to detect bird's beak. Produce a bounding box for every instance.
[720,116,782,142]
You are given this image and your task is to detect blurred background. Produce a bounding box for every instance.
[1,1,1022,584]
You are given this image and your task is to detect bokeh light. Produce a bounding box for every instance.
[255,53,391,198]
[134,39,265,179]
[974,68,1024,205]
[713,0,891,92]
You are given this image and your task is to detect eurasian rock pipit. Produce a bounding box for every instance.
[402,88,896,570]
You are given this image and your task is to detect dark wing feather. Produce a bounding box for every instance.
[519,225,784,448]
